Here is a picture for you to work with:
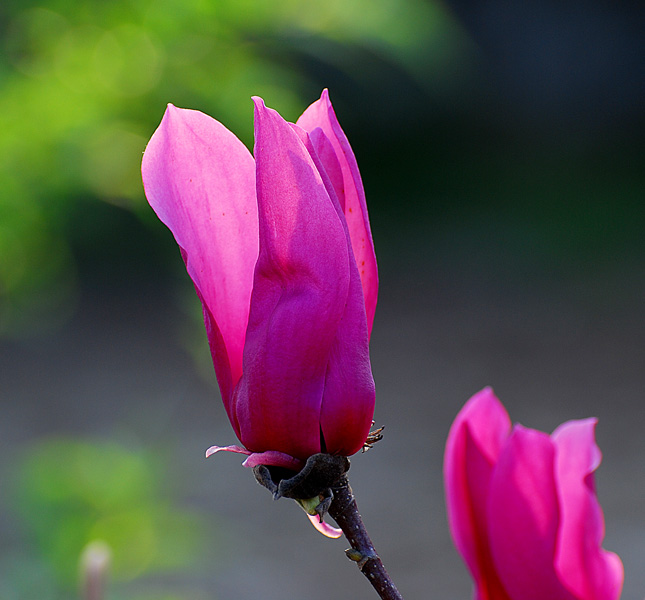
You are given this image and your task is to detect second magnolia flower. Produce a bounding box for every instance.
[142,91,378,465]
[444,388,624,600]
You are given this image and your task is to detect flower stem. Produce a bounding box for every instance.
[328,475,404,600]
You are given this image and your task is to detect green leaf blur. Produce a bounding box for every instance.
[10,438,207,597]
[0,0,464,337]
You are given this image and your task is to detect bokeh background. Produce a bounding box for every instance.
[1,0,644,598]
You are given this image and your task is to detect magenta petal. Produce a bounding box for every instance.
[444,388,512,600]
[205,445,304,472]
[293,124,375,456]
[552,419,624,600]
[296,90,378,336]
[307,514,343,538]
[317,237,375,455]
[142,105,258,418]
[205,444,250,459]
[307,127,346,211]
[487,426,577,600]
[241,451,305,471]
[231,98,351,460]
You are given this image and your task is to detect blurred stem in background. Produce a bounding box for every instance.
[3,438,208,599]
[80,541,111,600]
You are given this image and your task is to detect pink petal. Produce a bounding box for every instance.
[241,451,305,471]
[296,90,378,337]
[487,425,577,600]
[307,127,346,211]
[317,247,375,456]
[205,444,250,459]
[307,514,343,539]
[552,419,624,600]
[205,445,304,472]
[231,98,351,460]
[142,105,258,425]
[293,124,375,457]
[444,388,512,600]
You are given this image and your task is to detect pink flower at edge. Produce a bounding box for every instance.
[141,91,377,470]
[444,387,624,600]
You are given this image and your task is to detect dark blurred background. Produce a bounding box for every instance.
[1,0,643,598]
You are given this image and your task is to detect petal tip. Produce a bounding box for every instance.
[307,514,343,538]
[204,444,251,459]
[163,102,180,119]
[462,386,503,416]
[252,96,266,110]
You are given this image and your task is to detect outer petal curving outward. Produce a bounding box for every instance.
[297,90,378,336]
[231,98,352,460]
[141,105,258,418]
[552,419,624,600]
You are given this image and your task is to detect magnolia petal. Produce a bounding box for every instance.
[241,451,305,471]
[205,444,250,459]
[205,445,304,473]
[487,426,577,600]
[552,419,624,600]
[292,124,375,456]
[231,98,351,460]
[443,388,512,600]
[296,90,378,337]
[317,247,375,456]
[142,105,258,417]
[307,514,343,539]
[307,127,346,211]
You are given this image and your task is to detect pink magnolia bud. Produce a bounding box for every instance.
[444,387,624,600]
[142,91,377,467]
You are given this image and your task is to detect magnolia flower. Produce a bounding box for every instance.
[142,90,377,478]
[444,388,624,600]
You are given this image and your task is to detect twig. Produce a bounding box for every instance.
[328,475,404,600]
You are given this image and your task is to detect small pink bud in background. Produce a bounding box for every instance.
[444,387,624,600]
[142,91,377,467]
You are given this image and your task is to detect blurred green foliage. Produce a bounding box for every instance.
[0,0,465,337]
[6,438,207,599]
